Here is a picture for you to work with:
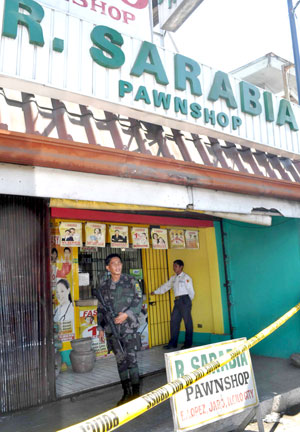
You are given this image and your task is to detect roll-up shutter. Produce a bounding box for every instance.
[0,195,54,413]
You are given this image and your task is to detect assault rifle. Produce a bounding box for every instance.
[92,287,124,354]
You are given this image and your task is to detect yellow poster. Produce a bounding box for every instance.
[85,223,106,247]
[59,221,82,247]
[78,307,109,358]
[169,229,185,249]
[185,230,200,249]
[151,228,168,249]
[110,225,129,248]
[131,227,149,249]
[51,225,75,342]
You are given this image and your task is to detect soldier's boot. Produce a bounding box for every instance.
[131,383,140,400]
[116,379,132,406]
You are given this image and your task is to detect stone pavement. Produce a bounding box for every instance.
[245,404,300,431]
[1,355,300,432]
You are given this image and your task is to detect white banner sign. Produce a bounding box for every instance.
[165,338,259,431]
[1,0,300,159]
[37,0,151,40]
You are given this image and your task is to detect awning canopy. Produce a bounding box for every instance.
[1,87,300,223]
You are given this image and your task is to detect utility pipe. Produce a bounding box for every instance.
[287,0,300,103]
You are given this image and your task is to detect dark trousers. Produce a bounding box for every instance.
[169,295,193,347]
[108,334,139,384]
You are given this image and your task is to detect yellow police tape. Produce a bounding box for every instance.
[58,301,300,432]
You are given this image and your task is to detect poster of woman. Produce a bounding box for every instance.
[85,223,106,247]
[53,278,75,342]
[59,222,82,247]
[185,230,200,249]
[51,223,75,345]
[169,229,185,249]
[110,225,129,248]
[151,228,168,249]
[131,227,149,249]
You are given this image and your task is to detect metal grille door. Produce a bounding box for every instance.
[142,249,171,347]
[0,195,54,413]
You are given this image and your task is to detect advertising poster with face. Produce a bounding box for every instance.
[53,278,75,341]
[51,224,75,342]
[110,225,129,248]
[169,229,185,249]
[131,227,149,249]
[185,230,200,249]
[151,228,168,249]
[85,223,106,247]
[59,221,82,247]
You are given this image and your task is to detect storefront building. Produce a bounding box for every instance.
[1,0,300,414]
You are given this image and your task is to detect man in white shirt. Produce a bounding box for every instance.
[151,259,194,350]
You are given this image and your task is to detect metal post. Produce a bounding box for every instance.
[287,0,300,103]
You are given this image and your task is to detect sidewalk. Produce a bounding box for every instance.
[1,355,300,432]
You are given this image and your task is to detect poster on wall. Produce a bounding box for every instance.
[151,228,168,249]
[53,277,75,342]
[85,223,106,247]
[110,225,129,248]
[185,230,200,249]
[78,307,109,358]
[51,225,76,342]
[59,221,82,247]
[169,229,185,249]
[131,227,149,249]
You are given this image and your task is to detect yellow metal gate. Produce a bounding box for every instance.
[142,248,172,347]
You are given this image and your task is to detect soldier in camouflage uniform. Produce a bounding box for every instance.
[96,253,143,406]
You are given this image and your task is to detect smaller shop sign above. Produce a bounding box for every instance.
[36,0,151,41]
[158,0,205,32]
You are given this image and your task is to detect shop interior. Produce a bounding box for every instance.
[51,214,224,398]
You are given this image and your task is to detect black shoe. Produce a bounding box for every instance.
[131,383,140,400]
[116,379,132,406]
[116,393,132,406]
[181,344,192,349]
[163,344,177,350]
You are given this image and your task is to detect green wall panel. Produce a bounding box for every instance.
[222,217,300,359]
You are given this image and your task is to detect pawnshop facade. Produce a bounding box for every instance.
[1,0,300,413]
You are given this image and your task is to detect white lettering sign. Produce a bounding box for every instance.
[37,0,151,40]
[1,0,299,159]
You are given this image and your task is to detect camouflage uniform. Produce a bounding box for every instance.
[96,273,143,386]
